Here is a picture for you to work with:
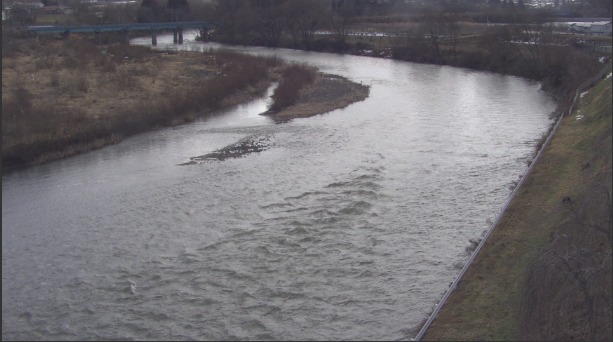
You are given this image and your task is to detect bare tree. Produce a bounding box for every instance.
[328,3,357,51]
[480,25,520,72]
[137,0,167,23]
[210,0,254,44]
[283,0,329,50]
[446,16,460,65]
[254,1,287,47]
[510,21,556,76]
[420,13,459,64]
[522,185,613,340]
[564,187,613,248]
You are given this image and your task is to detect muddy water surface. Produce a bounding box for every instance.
[2,32,556,340]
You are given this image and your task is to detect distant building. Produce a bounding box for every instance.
[39,3,73,15]
[569,21,612,36]
[2,1,44,22]
[14,1,44,10]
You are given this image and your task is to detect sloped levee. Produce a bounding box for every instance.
[419,64,612,341]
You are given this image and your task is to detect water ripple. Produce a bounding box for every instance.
[1,38,556,341]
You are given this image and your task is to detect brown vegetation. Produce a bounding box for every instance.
[268,64,317,112]
[262,63,369,123]
[266,73,369,123]
[1,33,370,172]
[1,36,280,172]
[201,0,609,104]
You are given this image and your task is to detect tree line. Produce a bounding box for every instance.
[3,0,608,99]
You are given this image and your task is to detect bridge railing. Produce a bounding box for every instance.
[27,21,213,34]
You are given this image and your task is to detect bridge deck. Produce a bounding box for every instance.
[27,21,213,34]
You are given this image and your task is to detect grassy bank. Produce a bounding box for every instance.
[422,71,612,340]
[339,20,612,341]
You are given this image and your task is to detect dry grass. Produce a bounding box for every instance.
[265,73,369,123]
[268,64,317,112]
[2,37,280,171]
[1,35,370,171]
[422,74,612,340]
[519,76,612,341]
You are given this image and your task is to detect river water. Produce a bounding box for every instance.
[2,32,556,340]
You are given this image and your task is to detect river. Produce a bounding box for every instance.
[2,32,556,340]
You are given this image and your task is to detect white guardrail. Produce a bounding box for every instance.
[412,60,612,341]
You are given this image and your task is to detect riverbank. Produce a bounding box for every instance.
[422,71,612,340]
[340,28,612,341]
[1,37,369,173]
[3,29,610,340]
[210,25,611,340]
[264,73,369,123]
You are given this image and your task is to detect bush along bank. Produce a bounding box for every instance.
[202,17,609,114]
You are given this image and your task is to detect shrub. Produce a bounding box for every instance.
[5,84,33,116]
[269,64,316,112]
[93,53,116,72]
[49,72,61,87]
[107,44,153,62]
[63,73,89,93]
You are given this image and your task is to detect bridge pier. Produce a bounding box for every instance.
[173,28,184,44]
[121,29,130,44]
[26,22,211,45]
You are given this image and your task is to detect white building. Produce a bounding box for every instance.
[569,21,612,36]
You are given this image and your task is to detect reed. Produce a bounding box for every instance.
[269,64,317,112]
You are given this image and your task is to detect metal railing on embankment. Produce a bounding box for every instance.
[413,60,612,341]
